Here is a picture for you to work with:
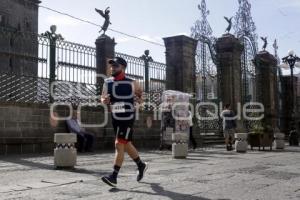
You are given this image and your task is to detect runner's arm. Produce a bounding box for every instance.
[101,82,110,104]
[220,110,224,118]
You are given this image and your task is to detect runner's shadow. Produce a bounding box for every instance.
[64,167,107,176]
[2,157,53,170]
[109,182,229,200]
[2,156,106,177]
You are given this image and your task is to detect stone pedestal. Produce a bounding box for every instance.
[234,133,248,153]
[54,133,77,168]
[215,34,244,131]
[172,133,189,159]
[274,133,285,149]
[95,35,115,95]
[163,35,197,94]
[254,51,278,130]
[172,143,188,159]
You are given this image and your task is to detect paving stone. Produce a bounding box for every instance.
[0,145,299,200]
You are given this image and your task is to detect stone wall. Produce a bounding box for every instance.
[0,102,162,155]
[0,102,204,155]
[0,0,40,76]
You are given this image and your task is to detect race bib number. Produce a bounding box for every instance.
[111,102,126,113]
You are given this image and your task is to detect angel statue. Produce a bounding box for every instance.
[224,16,233,33]
[95,7,111,35]
[261,37,268,51]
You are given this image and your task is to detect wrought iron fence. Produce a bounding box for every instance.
[0,26,166,106]
[115,52,166,109]
[55,40,97,84]
[0,74,97,104]
[115,52,166,93]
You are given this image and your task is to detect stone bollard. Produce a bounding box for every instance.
[172,133,188,159]
[235,133,248,153]
[54,133,77,168]
[274,133,285,149]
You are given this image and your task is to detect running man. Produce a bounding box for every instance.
[188,110,197,150]
[101,57,148,187]
[220,104,237,151]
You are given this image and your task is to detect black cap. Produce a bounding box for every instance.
[108,57,127,68]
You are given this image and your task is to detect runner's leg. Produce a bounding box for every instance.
[101,121,126,187]
[125,142,148,182]
[125,142,139,159]
[114,142,125,167]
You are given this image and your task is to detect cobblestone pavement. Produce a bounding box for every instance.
[0,145,299,200]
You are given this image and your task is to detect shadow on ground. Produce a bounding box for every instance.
[1,155,107,177]
[108,182,231,200]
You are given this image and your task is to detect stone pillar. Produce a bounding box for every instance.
[280,76,298,134]
[254,51,279,130]
[215,34,244,129]
[163,35,197,94]
[95,35,115,95]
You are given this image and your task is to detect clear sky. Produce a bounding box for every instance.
[38,0,300,74]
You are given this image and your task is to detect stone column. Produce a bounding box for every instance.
[280,76,298,134]
[216,34,244,109]
[254,51,279,131]
[163,35,197,94]
[215,34,244,129]
[95,35,115,95]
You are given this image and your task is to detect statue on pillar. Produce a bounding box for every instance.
[140,50,153,62]
[95,7,111,35]
[224,16,233,33]
[260,37,268,51]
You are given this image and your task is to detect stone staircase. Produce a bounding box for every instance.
[200,132,224,146]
